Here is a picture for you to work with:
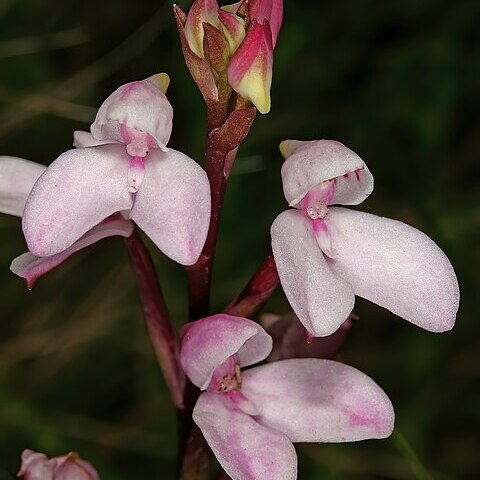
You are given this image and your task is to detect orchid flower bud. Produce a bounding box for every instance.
[227,19,273,113]
[54,452,100,480]
[218,9,246,55]
[249,0,283,47]
[18,450,99,480]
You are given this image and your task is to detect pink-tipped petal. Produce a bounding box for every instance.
[184,0,221,58]
[180,313,272,389]
[326,207,460,332]
[193,392,297,480]
[90,75,173,151]
[22,144,133,257]
[11,216,133,288]
[227,19,273,114]
[0,156,46,217]
[271,210,355,337]
[249,0,283,47]
[129,149,210,266]
[280,140,373,206]
[242,359,395,442]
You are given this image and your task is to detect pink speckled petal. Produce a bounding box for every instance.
[193,392,297,480]
[271,209,355,337]
[0,156,46,217]
[129,149,210,266]
[249,0,283,47]
[90,76,173,151]
[280,140,373,206]
[22,144,133,257]
[325,207,460,332]
[180,314,272,389]
[11,216,133,289]
[242,359,394,443]
[73,130,117,148]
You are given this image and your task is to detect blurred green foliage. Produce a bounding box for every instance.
[0,0,478,478]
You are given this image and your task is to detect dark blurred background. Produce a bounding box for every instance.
[0,0,478,478]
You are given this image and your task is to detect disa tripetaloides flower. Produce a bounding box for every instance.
[21,73,211,266]
[180,314,394,480]
[271,140,460,337]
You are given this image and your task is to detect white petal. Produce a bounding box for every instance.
[280,140,373,206]
[180,314,272,390]
[11,216,133,288]
[271,209,355,337]
[194,392,297,480]
[22,145,133,257]
[91,76,173,150]
[130,149,210,266]
[326,207,460,332]
[0,156,45,217]
[242,359,394,442]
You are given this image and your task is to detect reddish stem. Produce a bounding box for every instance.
[124,229,185,409]
[186,104,256,320]
[226,252,279,318]
[185,141,229,320]
[179,424,211,480]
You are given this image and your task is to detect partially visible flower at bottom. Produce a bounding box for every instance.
[180,314,394,480]
[18,449,99,480]
[0,156,133,288]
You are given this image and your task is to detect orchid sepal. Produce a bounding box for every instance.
[174,4,219,102]
[184,0,221,58]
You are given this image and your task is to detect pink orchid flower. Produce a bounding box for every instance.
[271,140,460,337]
[18,449,99,480]
[183,0,283,113]
[0,156,133,288]
[180,314,394,480]
[21,74,211,266]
